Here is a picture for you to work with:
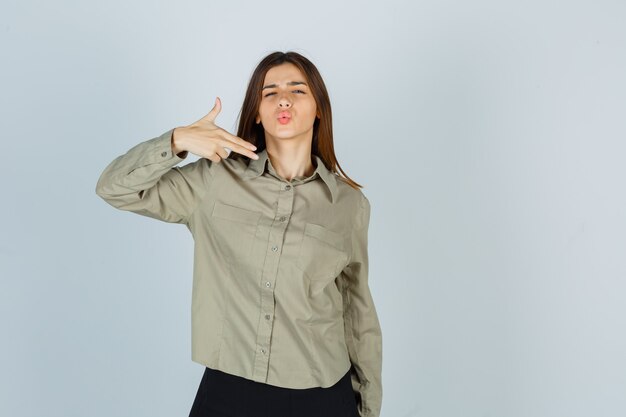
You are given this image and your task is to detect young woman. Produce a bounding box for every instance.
[95,51,382,417]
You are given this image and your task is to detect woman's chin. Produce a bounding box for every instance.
[266,130,303,141]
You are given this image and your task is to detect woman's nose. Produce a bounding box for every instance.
[278,95,291,107]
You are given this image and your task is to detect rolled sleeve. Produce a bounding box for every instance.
[95,128,212,224]
[341,194,383,417]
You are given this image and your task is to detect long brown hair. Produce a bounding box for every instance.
[233,51,362,190]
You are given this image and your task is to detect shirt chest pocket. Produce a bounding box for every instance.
[296,223,349,281]
[211,201,262,261]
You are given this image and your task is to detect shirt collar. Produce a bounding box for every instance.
[242,148,338,204]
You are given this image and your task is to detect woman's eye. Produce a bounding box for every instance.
[263,90,304,97]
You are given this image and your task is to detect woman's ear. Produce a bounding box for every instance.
[256,114,261,124]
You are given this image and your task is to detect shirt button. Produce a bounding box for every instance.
[265,314,271,320]
[161,151,167,157]
[261,348,266,354]
[265,281,271,288]
[285,185,291,190]
[279,216,287,222]
[271,246,278,252]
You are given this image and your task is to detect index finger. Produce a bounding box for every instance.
[222,130,258,152]
[219,136,259,160]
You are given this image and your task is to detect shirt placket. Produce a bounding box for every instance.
[251,179,296,382]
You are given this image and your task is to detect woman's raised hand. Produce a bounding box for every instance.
[171,97,259,162]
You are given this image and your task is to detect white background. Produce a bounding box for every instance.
[1,1,625,416]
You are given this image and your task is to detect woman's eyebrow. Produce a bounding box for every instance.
[262,81,308,90]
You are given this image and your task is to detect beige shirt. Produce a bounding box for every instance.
[95,128,383,417]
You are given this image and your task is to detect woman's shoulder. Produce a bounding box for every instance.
[334,175,370,211]
[222,154,252,174]
[335,175,368,198]
[184,154,248,179]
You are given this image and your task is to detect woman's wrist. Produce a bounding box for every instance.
[171,127,188,157]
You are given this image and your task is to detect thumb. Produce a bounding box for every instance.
[204,96,222,122]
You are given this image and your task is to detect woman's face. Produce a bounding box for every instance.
[256,62,319,145]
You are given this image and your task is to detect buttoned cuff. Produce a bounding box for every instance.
[149,128,188,165]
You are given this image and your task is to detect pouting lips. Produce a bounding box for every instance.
[277,111,291,124]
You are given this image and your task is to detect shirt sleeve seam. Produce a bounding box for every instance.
[187,158,215,222]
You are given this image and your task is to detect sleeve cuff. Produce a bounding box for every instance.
[150,128,188,165]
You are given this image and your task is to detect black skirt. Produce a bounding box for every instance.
[189,367,359,417]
